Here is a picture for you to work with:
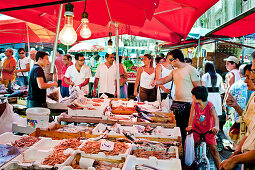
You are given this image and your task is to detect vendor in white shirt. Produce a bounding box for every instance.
[64,53,91,95]
[93,53,117,98]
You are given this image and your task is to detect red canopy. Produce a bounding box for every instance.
[1,0,219,44]
[0,16,55,44]
[206,7,255,38]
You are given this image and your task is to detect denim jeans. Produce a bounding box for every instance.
[61,86,70,98]
[16,76,28,87]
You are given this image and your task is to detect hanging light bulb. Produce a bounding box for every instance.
[107,32,113,54]
[80,0,91,39]
[80,12,91,39]
[59,3,77,45]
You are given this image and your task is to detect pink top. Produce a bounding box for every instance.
[55,55,64,80]
[62,62,73,87]
[192,101,216,145]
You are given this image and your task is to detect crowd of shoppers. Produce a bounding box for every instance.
[1,46,255,169]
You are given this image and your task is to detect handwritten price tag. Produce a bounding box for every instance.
[100,140,114,151]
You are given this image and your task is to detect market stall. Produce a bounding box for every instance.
[0,96,182,169]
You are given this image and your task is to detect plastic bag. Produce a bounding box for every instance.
[156,87,161,102]
[0,101,26,134]
[185,133,195,166]
[47,86,60,102]
[223,119,234,142]
[161,97,170,112]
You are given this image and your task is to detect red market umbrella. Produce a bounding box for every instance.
[92,45,104,52]
[206,6,255,38]
[0,16,55,44]
[1,0,219,44]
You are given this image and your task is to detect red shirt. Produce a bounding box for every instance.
[62,62,73,87]
[192,101,216,145]
[55,55,64,80]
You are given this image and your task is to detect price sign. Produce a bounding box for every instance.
[100,140,114,151]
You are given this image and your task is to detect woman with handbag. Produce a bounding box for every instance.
[15,48,30,86]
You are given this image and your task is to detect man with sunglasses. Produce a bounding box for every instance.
[64,53,91,95]
[15,48,30,86]
[151,49,201,144]
[1,48,17,86]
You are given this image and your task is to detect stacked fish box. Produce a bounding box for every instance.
[68,98,110,117]
[2,138,83,169]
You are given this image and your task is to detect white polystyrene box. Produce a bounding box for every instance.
[0,132,21,145]
[32,138,61,151]
[122,155,182,170]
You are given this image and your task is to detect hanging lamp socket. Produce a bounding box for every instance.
[81,11,89,22]
[64,3,74,16]
[108,39,113,46]
[82,11,88,19]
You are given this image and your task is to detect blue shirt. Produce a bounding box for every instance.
[229,77,252,120]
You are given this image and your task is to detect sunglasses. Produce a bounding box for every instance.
[19,52,25,54]
[169,58,175,61]
[78,59,85,61]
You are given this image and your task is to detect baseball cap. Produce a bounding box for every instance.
[30,50,37,55]
[224,56,239,64]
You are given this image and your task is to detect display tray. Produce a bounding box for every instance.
[47,102,68,110]
[30,128,82,140]
[62,152,125,170]
[111,110,136,115]
[58,117,176,128]
[68,106,106,117]
[78,140,132,160]
[123,155,181,170]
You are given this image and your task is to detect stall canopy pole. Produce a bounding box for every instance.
[241,36,245,63]
[25,22,31,55]
[197,36,201,69]
[115,22,120,98]
[214,40,217,67]
[50,4,63,73]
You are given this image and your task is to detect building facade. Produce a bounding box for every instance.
[194,0,255,30]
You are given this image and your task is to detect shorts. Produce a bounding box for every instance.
[193,130,217,145]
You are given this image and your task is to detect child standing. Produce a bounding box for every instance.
[186,86,221,169]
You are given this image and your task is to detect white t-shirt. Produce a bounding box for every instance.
[95,63,117,95]
[140,68,155,89]
[65,64,91,94]
[17,57,29,76]
[172,64,200,102]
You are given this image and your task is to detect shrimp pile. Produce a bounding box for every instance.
[133,149,175,159]
[79,141,129,156]
[11,136,40,148]
[42,151,70,166]
[42,138,82,166]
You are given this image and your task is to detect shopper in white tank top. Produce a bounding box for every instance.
[155,53,175,100]
[134,54,156,102]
